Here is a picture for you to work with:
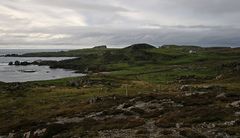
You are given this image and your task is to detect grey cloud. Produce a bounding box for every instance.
[0,0,240,48]
[32,0,129,13]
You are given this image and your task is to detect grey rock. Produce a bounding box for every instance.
[216,93,226,98]
[23,131,31,138]
[33,128,47,136]
[230,100,240,108]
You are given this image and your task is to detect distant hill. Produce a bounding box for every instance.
[93,45,107,49]
[124,43,156,50]
[161,45,202,49]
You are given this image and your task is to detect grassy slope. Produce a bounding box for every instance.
[0,44,240,137]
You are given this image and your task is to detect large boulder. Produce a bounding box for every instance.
[20,61,31,66]
[8,61,13,65]
[14,60,21,65]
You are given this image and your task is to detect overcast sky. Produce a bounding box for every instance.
[0,0,240,49]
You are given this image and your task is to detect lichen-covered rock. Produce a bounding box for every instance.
[33,128,47,137]
[230,100,240,108]
[216,93,226,98]
[23,131,31,138]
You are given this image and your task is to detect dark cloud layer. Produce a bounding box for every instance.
[0,0,240,48]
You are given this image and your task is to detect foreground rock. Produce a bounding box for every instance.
[2,91,239,138]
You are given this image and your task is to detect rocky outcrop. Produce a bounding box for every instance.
[3,92,240,138]
[221,62,240,72]
[6,128,47,138]
[68,76,120,88]
[230,100,240,108]
[180,85,226,92]
[8,61,31,66]
[4,54,20,57]
[176,75,204,84]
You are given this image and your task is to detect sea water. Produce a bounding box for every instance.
[0,49,84,82]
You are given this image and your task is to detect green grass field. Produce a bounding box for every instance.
[0,44,240,137]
